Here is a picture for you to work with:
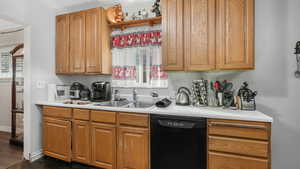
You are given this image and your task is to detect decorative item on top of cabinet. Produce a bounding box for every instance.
[216,0,254,70]
[184,0,216,71]
[161,0,184,71]
[56,14,70,74]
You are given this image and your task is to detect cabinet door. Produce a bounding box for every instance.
[72,120,90,164]
[162,0,184,71]
[216,0,254,70]
[184,0,216,71]
[69,11,86,73]
[208,152,268,169]
[56,14,70,74]
[43,117,72,162]
[85,8,102,73]
[91,123,116,169]
[118,126,149,169]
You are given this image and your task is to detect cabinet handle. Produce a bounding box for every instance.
[208,122,266,130]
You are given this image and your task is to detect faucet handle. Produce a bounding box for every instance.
[151,91,159,98]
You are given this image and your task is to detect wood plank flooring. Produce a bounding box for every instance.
[0,131,23,169]
[7,157,97,169]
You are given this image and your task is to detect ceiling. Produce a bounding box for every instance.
[40,0,153,10]
[0,18,21,32]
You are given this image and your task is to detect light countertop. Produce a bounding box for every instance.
[36,101,273,123]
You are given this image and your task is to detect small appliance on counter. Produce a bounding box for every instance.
[70,82,84,100]
[192,79,208,107]
[91,81,111,102]
[80,87,91,101]
[48,84,70,101]
[237,82,257,111]
[176,87,191,106]
[56,85,70,101]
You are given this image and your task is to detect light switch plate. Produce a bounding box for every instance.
[36,81,46,89]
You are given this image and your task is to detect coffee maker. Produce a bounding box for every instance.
[91,82,111,102]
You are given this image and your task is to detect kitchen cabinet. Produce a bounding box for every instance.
[56,14,70,74]
[184,0,216,71]
[85,8,112,74]
[162,0,254,71]
[72,120,90,164]
[216,0,254,69]
[69,11,86,74]
[161,0,184,71]
[117,126,149,169]
[91,123,116,169]
[43,117,72,162]
[56,7,111,75]
[207,119,271,169]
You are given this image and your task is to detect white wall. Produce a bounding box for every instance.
[0,0,25,24]
[0,81,11,132]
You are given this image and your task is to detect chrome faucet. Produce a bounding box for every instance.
[133,88,138,104]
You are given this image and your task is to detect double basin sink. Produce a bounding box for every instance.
[92,99,155,109]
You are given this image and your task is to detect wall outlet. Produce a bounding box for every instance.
[36,81,46,89]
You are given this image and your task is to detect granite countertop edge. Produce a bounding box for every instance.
[35,101,273,123]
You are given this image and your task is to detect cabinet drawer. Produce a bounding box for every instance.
[91,110,116,124]
[208,152,268,169]
[43,106,72,119]
[118,113,149,127]
[73,109,90,121]
[208,119,269,140]
[209,136,268,158]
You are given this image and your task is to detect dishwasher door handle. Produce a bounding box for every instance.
[158,119,198,129]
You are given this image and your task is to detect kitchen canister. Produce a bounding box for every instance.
[192,79,208,107]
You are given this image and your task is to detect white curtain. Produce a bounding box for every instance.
[111,25,168,88]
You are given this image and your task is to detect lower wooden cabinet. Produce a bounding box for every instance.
[91,123,116,169]
[117,126,149,169]
[72,120,90,164]
[209,152,268,169]
[207,119,271,169]
[43,117,72,162]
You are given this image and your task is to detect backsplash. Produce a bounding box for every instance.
[57,71,253,98]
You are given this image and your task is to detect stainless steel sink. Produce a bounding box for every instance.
[93,100,129,107]
[124,101,154,108]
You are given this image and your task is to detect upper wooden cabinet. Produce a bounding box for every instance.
[162,0,184,71]
[56,8,112,75]
[184,0,216,71]
[216,0,254,69]
[69,11,86,73]
[55,15,70,74]
[162,0,254,71]
[85,8,112,74]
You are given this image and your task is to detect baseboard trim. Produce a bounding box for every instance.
[30,150,43,162]
[0,125,11,132]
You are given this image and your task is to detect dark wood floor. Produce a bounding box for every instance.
[0,131,23,169]
[7,157,98,169]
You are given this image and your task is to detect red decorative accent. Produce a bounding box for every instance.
[112,31,161,48]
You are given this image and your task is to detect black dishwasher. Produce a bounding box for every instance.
[151,115,206,169]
